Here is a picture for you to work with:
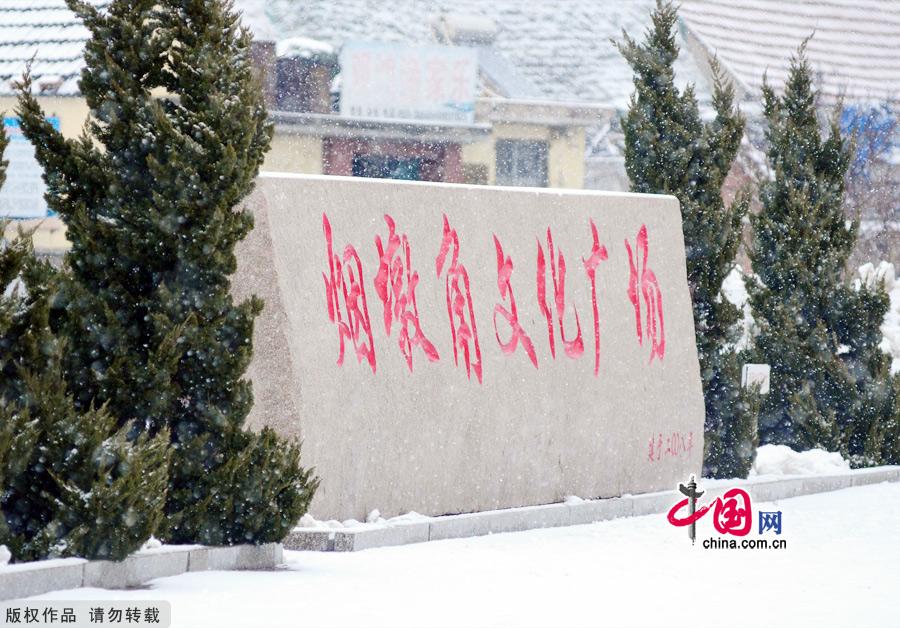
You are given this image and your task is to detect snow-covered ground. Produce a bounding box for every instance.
[31,482,900,628]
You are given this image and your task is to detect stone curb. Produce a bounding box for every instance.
[0,543,283,602]
[285,466,900,552]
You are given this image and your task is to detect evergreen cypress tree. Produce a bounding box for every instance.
[0,221,170,562]
[17,0,316,545]
[749,45,897,464]
[617,1,757,477]
[0,214,39,558]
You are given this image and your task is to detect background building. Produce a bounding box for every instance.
[679,0,900,266]
[245,12,600,190]
[1,0,896,262]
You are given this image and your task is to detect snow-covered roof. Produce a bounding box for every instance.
[0,0,713,108]
[233,0,713,109]
[0,0,108,96]
[680,0,900,106]
[9,1,897,110]
[276,37,335,61]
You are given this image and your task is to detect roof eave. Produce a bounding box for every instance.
[270,110,492,143]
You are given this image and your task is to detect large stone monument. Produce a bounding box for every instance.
[234,173,704,520]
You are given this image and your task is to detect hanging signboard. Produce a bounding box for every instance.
[339,42,477,123]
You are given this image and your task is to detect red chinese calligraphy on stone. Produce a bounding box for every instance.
[537,228,584,360]
[436,215,483,384]
[322,213,376,373]
[493,235,538,368]
[582,220,609,376]
[374,214,440,371]
[647,431,694,462]
[625,224,666,363]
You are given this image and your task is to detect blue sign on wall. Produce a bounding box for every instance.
[0,116,61,219]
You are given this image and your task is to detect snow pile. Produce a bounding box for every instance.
[365,509,382,524]
[751,444,851,476]
[721,266,754,351]
[0,545,10,566]
[297,514,346,529]
[296,510,431,531]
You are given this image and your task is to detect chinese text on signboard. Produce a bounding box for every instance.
[339,42,477,123]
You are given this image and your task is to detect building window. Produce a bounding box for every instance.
[352,154,422,181]
[495,140,548,187]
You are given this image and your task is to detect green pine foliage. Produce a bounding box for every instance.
[16,0,317,545]
[0,215,40,557]
[884,376,900,464]
[617,0,758,478]
[0,222,170,562]
[51,415,170,561]
[749,45,896,465]
[170,427,318,546]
